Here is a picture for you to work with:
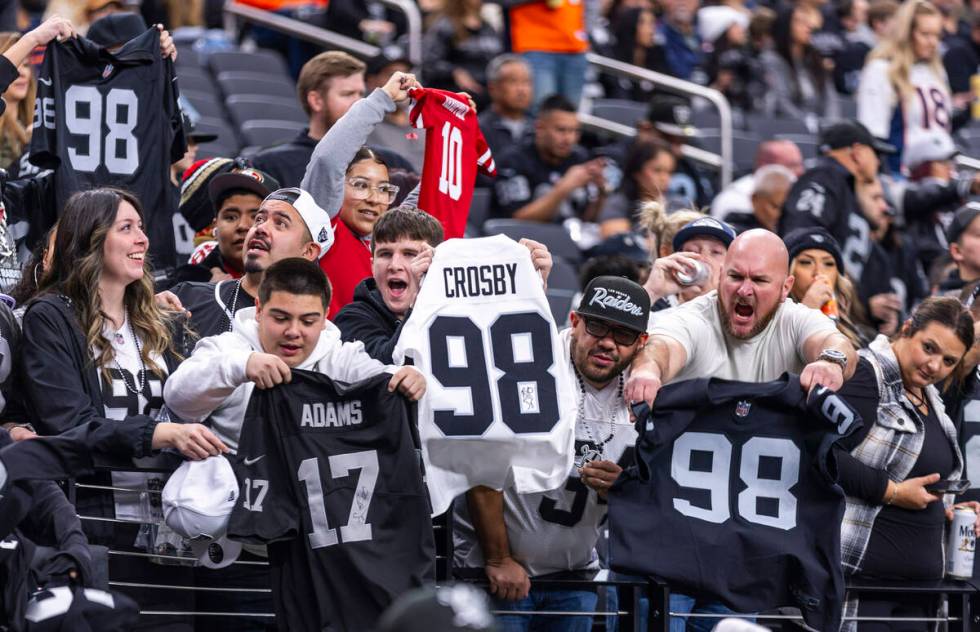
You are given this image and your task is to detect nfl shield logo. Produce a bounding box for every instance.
[735,400,751,417]
[102,64,114,78]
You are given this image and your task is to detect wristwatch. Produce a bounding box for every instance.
[817,349,848,372]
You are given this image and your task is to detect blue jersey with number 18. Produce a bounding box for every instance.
[609,375,861,632]
[394,234,577,515]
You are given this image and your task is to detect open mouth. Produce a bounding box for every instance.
[357,208,380,222]
[279,342,302,357]
[127,252,144,262]
[246,237,270,255]
[387,278,408,298]
[733,301,754,322]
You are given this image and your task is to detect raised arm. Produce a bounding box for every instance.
[800,329,857,392]
[301,71,419,218]
[624,335,689,406]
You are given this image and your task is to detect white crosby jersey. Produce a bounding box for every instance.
[454,328,637,577]
[394,234,576,515]
[858,59,951,155]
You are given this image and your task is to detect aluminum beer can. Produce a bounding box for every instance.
[946,507,976,579]
[675,260,709,286]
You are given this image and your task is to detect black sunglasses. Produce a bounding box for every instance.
[580,315,642,346]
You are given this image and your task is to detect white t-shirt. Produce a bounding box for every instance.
[454,329,636,576]
[97,318,168,522]
[395,235,577,515]
[649,291,837,383]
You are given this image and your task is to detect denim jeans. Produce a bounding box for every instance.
[669,593,748,632]
[521,52,588,110]
[493,588,598,632]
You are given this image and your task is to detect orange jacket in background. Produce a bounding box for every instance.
[509,0,588,54]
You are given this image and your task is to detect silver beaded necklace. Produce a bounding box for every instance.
[225,279,242,332]
[111,317,146,396]
[574,368,625,460]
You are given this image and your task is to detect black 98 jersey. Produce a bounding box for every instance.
[29,29,186,270]
[227,371,435,632]
[609,375,861,632]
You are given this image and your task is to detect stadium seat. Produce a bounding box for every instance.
[238,145,264,158]
[775,134,819,159]
[745,113,811,136]
[546,289,576,325]
[174,46,202,68]
[483,219,582,264]
[240,120,307,147]
[838,96,858,119]
[176,72,217,94]
[217,72,296,99]
[692,107,721,131]
[591,99,647,128]
[193,116,240,155]
[548,256,581,293]
[209,50,290,77]
[467,188,492,234]
[181,91,227,121]
[226,95,306,127]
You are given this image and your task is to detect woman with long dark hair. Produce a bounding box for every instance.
[760,5,839,121]
[837,297,980,631]
[604,6,669,101]
[20,187,226,631]
[599,139,676,238]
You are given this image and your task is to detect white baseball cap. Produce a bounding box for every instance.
[697,5,749,44]
[904,129,959,169]
[162,457,239,541]
[263,187,335,259]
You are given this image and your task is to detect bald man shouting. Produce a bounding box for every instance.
[626,229,856,405]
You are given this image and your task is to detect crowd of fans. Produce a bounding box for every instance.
[2,0,980,630]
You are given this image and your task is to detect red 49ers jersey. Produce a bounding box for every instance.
[408,87,496,239]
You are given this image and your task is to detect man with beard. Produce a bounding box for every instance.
[630,229,856,402]
[455,276,649,630]
[171,188,333,339]
[625,229,855,628]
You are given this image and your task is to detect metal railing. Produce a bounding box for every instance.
[221,1,731,186]
[583,53,733,187]
[57,466,980,630]
[223,1,380,59]
[377,0,423,67]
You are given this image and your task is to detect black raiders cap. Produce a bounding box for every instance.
[576,275,650,333]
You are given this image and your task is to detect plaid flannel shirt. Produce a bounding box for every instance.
[839,335,962,631]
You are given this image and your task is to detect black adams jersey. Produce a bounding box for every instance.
[609,375,861,632]
[227,371,435,632]
[29,29,186,270]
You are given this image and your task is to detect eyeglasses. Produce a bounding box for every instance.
[580,315,642,346]
[347,177,400,204]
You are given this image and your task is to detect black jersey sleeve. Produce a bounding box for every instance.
[227,395,301,545]
[27,43,62,170]
[163,56,186,164]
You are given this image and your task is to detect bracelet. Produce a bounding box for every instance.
[885,483,899,506]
